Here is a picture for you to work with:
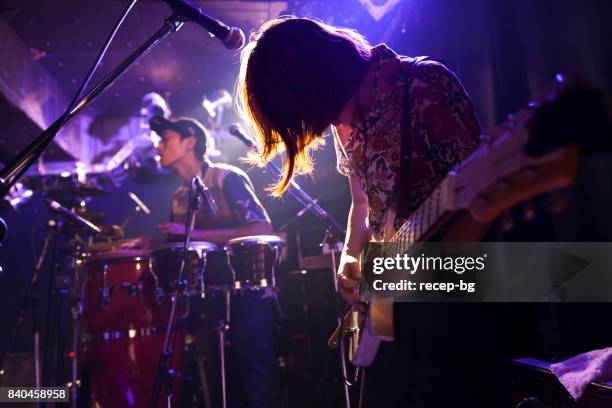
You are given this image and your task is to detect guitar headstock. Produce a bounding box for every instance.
[452,74,586,224]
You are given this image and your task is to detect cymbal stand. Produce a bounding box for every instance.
[215,287,231,408]
[0,217,58,408]
[68,239,88,408]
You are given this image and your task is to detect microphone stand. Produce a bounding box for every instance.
[150,177,206,407]
[230,125,345,236]
[4,218,58,399]
[0,14,186,238]
[264,160,346,237]
[243,146,354,408]
[282,176,355,408]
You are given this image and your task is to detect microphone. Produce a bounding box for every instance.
[192,176,218,215]
[161,0,245,50]
[128,191,152,215]
[228,124,257,150]
[46,200,101,234]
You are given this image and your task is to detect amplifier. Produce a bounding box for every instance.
[506,357,612,408]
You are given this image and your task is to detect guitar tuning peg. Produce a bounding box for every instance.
[522,200,535,221]
[542,191,568,214]
[499,211,514,232]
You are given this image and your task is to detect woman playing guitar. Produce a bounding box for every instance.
[237,17,506,407]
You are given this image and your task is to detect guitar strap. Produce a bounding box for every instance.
[397,56,444,222]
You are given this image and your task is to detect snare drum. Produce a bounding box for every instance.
[225,235,285,290]
[149,241,221,295]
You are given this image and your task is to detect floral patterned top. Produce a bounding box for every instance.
[334,44,482,236]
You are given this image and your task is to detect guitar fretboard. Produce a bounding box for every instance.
[384,177,454,256]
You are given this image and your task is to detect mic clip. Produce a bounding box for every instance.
[191,176,218,216]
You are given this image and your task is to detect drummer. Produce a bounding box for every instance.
[146,116,280,408]
[151,116,273,242]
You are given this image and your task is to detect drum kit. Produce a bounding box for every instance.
[1,116,350,406]
[12,175,286,408]
[81,237,284,407]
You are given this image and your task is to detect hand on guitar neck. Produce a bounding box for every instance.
[337,254,365,313]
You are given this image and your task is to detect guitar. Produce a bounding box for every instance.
[331,75,585,367]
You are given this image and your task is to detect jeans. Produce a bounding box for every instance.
[195,291,281,408]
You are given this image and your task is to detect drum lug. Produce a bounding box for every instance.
[122,281,144,296]
[99,286,114,310]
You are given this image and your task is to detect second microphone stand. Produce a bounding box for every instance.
[234,130,358,408]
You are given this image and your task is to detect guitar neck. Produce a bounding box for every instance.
[389,175,457,252]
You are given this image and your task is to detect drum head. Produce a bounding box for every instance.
[225,235,284,289]
[226,235,284,248]
[87,249,150,263]
[150,241,219,254]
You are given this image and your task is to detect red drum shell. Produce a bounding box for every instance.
[82,251,166,335]
[82,332,185,408]
[81,251,187,407]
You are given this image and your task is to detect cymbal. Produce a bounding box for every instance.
[87,237,138,253]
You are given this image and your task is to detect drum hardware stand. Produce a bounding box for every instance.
[69,248,87,408]
[0,217,58,408]
[40,217,85,393]
[9,255,83,408]
[215,287,231,408]
[46,202,94,407]
[42,219,92,404]
[41,222,60,391]
[194,347,213,408]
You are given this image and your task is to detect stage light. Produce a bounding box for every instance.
[202,89,232,120]
[358,0,403,21]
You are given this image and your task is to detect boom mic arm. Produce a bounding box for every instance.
[161,0,245,50]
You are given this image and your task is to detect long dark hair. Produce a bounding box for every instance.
[237,17,371,195]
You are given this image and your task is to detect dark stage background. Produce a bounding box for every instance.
[0,0,610,406]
